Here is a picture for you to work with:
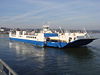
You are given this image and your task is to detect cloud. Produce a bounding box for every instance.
[0,0,100,29]
[0,0,66,23]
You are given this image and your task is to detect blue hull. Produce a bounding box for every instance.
[46,42,68,48]
[9,38,45,47]
[9,38,95,48]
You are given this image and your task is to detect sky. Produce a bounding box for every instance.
[0,0,100,29]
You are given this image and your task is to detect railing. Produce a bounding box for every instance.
[0,59,18,75]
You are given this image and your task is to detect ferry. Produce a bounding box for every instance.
[9,26,96,48]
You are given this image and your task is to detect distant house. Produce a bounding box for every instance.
[0,28,4,32]
[0,27,10,34]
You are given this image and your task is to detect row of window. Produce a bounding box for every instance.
[26,36,36,39]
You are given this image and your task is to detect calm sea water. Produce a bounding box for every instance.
[0,34,100,75]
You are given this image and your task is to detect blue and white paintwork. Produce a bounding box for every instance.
[9,26,96,48]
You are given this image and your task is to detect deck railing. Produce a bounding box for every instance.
[0,59,18,75]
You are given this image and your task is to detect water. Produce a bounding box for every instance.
[0,34,100,75]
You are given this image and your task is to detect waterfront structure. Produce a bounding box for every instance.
[0,59,17,75]
[9,26,96,48]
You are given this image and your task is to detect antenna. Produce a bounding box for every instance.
[59,26,63,33]
[84,28,90,38]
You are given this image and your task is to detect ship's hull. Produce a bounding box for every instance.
[9,37,96,48]
[64,38,96,48]
[9,38,45,47]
